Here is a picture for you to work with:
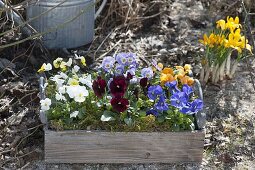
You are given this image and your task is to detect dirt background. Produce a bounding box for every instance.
[0,0,255,169]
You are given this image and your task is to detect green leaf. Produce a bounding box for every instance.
[124,117,133,126]
[100,110,116,121]
[139,111,146,117]
[157,115,165,123]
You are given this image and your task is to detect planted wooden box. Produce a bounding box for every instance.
[39,78,206,163]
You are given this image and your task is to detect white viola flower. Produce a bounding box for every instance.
[58,86,66,94]
[40,98,51,111]
[59,72,68,80]
[66,85,88,103]
[50,75,65,87]
[70,111,79,118]
[66,58,72,67]
[72,65,80,73]
[45,63,52,71]
[68,78,79,86]
[79,74,92,89]
[55,93,66,101]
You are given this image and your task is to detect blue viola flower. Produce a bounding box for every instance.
[146,109,159,117]
[115,64,124,75]
[147,85,163,100]
[141,67,153,79]
[170,92,188,109]
[182,84,193,96]
[115,53,129,66]
[155,95,169,111]
[102,56,115,72]
[180,99,203,115]
[165,80,180,94]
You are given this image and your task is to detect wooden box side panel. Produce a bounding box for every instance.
[45,130,205,163]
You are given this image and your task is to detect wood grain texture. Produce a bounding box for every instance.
[45,130,205,163]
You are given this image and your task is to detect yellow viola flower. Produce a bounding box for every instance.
[216,19,226,30]
[60,61,67,72]
[184,64,192,73]
[37,63,52,73]
[53,58,63,68]
[80,56,86,66]
[157,63,164,70]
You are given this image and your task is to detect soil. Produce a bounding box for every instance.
[0,0,254,169]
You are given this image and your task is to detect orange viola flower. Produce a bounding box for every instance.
[160,73,175,85]
[162,67,174,75]
[180,76,194,86]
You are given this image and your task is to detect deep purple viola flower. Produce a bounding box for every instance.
[182,84,193,96]
[116,53,128,66]
[126,72,133,81]
[102,56,115,72]
[110,97,129,113]
[165,80,180,94]
[140,77,148,87]
[115,64,124,75]
[155,95,169,111]
[146,109,159,117]
[92,76,107,98]
[109,75,127,97]
[180,99,203,115]
[170,92,188,109]
[147,85,163,100]
[141,67,153,79]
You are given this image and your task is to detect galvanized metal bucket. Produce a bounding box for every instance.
[26,0,107,49]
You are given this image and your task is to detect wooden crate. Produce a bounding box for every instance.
[44,130,205,163]
[40,77,206,163]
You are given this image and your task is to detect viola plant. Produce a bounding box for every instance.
[39,53,203,132]
[91,53,203,131]
[199,16,253,84]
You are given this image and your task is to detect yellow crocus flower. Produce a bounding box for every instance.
[216,19,226,30]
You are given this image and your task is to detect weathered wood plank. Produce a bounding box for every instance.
[45,130,205,163]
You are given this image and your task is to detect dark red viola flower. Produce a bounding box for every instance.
[140,77,148,87]
[110,97,129,112]
[109,75,127,97]
[92,76,107,98]
[126,72,133,81]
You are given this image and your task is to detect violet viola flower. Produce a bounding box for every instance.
[165,80,180,94]
[102,56,115,72]
[126,53,137,65]
[180,99,203,115]
[147,85,163,100]
[146,109,159,117]
[155,95,169,111]
[141,67,153,79]
[170,92,188,109]
[115,64,124,75]
[116,53,128,66]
